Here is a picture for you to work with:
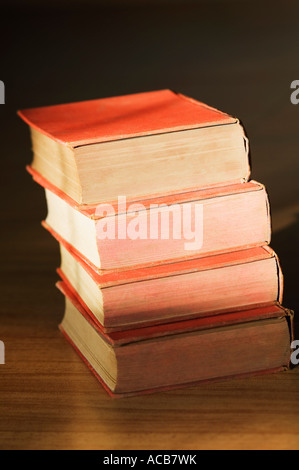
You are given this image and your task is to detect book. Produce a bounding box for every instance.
[57,243,283,331]
[40,175,270,270]
[58,280,293,397]
[19,90,250,205]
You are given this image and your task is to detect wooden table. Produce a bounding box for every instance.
[0,229,298,450]
[0,1,298,450]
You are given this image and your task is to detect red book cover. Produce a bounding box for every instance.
[61,327,290,399]
[18,89,237,147]
[29,166,271,270]
[57,278,288,343]
[21,90,250,205]
[58,280,293,398]
[27,164,259,217]
[55,237,284,330]
[50,226,279,288]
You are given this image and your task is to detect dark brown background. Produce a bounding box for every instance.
[0,0,298,450]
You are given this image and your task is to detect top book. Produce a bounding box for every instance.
[19,89,250,206]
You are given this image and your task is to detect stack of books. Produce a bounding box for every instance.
[19,89,293,397]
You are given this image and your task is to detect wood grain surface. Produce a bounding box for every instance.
[0,0,299,450]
